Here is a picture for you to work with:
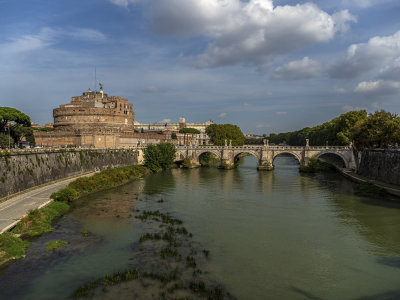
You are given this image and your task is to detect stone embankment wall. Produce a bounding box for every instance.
[0,149,138,199]
[358,149,400,185]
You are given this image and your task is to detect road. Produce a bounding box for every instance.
[0,173,95,234]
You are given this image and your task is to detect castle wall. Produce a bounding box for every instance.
[0,149,138,199]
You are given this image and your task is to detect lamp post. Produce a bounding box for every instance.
[8,124,10,150]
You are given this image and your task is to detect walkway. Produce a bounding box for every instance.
[0,173,95,234]
[339,168,400,198]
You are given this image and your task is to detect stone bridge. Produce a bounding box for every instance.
[172,142,356,170]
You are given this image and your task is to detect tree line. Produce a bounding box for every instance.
[246,110,400,149]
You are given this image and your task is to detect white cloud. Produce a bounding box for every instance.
[0,27,106,55]
[145,0,356,68]
[341,105,364,112]
[218,112,227,118]
[341,0,397,8]
[329,30,400,78]
[276,111,287,116]
[108,0,138,7]
[332,10,357,33]
[272,57,324,80]
[332,87,346,94]
[354,80,400,96]
[256,124,271,128]
[66,28,106,41]
[141,86,164,93]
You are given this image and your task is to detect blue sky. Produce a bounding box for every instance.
[1,0,399,134]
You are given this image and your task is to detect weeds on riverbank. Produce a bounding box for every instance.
[51,165,150,202]
[72,208,228,299]
[355,183,383,194]
[45,240,68,251]
[0,202,70,267]
[0,232,29,266]
[12,202,70,237]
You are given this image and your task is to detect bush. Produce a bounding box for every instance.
[144,143,176,172]
[51,186,79,202]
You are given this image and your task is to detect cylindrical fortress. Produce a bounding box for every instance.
[53,91,134,133]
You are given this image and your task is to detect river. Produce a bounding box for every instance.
[0,155,400,299]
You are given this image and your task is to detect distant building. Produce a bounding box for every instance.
[134,117,213,145]
[34,89,212,148]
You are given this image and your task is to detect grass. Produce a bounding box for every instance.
[0,232,29,266]
[12,201,70,237]
[45,240,68,251]
[51,165,150,202]
[355,183,383,194]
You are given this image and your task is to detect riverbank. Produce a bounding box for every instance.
[0,165,150,268]
[338,168,400,198]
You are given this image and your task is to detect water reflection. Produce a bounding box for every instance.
[0,155,399,300]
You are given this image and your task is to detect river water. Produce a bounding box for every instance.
[1,156,400,299]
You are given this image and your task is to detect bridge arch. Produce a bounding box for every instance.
[313,151,348,168]
[272,151,302,165]
[233,151,260,163]
[196,150,221,166]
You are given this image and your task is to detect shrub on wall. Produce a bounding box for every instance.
[144,143,176,172]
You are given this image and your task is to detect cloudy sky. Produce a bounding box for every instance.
[1,0,399,134]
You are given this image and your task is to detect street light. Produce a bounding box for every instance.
[7,124,10,150]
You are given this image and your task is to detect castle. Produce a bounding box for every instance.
[34,89,212,148]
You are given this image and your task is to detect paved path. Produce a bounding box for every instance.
[0,173,95,234]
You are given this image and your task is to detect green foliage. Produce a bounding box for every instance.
[0,107,31,132]
[171,132,177,140]
[0,134,14,148]
[51,186,80,202]
[144,143,176,172]
[263,110,368,146]
[351,110,400,149]
[12,202,70,237]
[32,127,54,132]
[354,183,383,194]
[205,124,245,146]
[300,157,319,173]
[179,128,200,134]
[0,107,34,147]
[199,152,219,167]
[51,165,150,202]
[0,232,30,266]
[45,240,68,251]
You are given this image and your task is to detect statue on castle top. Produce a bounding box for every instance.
[99,83,103,91]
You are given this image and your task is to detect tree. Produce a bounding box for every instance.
[179,128,200,134]
[12,125,35,146]
[0,134,14,148]
[171,133,177,140]
[0,107,31,133]
[0,107,33,147]
[263,110,368,146]
[351,110,400,149]
[205,124,245,146]
[144,143,176,172]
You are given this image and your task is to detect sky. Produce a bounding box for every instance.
[0,0,399,134]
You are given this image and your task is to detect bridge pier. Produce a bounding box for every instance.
[257,160,274,171]
[220,158,235,169]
